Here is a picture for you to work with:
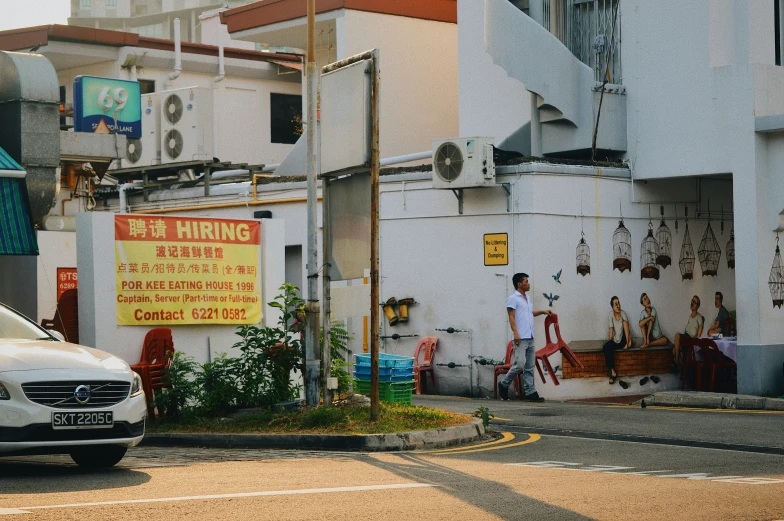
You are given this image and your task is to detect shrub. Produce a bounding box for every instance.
[153,351,199,419]
[195,353,240,416]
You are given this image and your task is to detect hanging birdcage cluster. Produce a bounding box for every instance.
[769,235,784,309]
[612,219,632,272]
[679,209,695,280]
[640,221,659,280]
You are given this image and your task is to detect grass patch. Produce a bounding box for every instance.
[147,402,471,435]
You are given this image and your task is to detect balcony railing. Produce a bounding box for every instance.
[516,0,622,84]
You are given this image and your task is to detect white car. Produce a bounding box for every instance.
[0,303,146,468]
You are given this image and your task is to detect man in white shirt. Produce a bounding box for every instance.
[499,272,551,402]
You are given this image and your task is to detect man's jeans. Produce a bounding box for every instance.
[502,338,535,396]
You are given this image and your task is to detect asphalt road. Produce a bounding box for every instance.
[1,396,782,520]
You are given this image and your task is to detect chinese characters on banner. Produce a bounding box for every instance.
[57,268,78,300]
[115,215,261,325]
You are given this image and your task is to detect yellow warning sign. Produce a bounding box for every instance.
[484,233,508,266]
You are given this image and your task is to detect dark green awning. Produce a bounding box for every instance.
[0,174,39,256]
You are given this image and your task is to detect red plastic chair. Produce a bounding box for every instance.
[680,337,704,391]
[41,289,79,344]
[699,338,737,393]
[413,336,438,394]
[494,340,523,399]
[129,328,175,421]
[534,314,584,385]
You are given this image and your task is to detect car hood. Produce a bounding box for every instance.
[0,339,129,373]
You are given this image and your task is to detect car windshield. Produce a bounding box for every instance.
[0,305,52,341]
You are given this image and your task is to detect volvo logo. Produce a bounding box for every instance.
[74,385,91,404]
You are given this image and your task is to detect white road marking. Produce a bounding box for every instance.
[0,483,438,515]
[507,461,784,485]
[521,430,784,456]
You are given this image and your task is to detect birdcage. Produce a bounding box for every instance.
[640,223,660,280]
[613,219,632,272]
[769,236,783,308]
[576,233,590,276]
[679,221,695,280]
[698,221,721,276]
[655,207,672,268]
[726,229,735,270]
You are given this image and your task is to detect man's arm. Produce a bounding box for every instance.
[608,327,614,341]
[507,308,520,344]
[533,310,552,317]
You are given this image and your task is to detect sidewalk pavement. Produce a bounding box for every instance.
[641,391,784,411]
[141,418,486,451]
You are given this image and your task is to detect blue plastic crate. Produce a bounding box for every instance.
[354,353,415,369]
[354,365,414,382]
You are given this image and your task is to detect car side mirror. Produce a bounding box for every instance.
[48,330,66,342]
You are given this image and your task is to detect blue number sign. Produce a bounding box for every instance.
[74,76,141,138]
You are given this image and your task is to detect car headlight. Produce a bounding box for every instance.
[130,372,144,397]
[0,382,10,400]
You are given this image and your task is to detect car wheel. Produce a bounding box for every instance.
[69,445,128,468]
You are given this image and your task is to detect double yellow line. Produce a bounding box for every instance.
[418,432,541,454]
[606,405,784,415]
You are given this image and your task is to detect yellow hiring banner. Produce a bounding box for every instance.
[114,215,262,325]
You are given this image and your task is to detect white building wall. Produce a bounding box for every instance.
[341,10,459,158]
[376,170,735,398]
[199,9,256,50]
[458,0,530,150]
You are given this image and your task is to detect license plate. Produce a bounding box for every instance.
[52,411,114,430]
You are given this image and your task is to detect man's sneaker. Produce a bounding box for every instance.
[523,392,545,402]
[498,382,510,400]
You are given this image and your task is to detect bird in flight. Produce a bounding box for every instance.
[543,293,559,307]
[552,269,562,284]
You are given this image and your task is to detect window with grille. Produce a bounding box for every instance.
[106,0,117,8]
[270,93,303,145]
[80,0,91,9]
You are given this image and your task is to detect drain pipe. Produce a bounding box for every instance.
[212,44,225,162]
[118,183,136,214]
[166,18,182,88]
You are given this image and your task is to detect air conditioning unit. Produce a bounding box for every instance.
[160,86,213,164]
[431,137,495,189]
[121,93,161,169]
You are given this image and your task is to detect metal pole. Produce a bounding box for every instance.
[304,0,320,407]
[322,175,332,406]
[369,49,380,421]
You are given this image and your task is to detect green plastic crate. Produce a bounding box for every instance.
[353,379,414,404]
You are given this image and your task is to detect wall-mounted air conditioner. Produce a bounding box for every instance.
[431,137,495,189]
[122,92,161,169]
[160,86,213,164]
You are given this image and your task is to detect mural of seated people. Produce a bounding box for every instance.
[604,296,632,386]
[673,295,704,366]
[707,291,730,336]
[638,293,669,349]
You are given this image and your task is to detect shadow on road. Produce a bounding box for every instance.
[0,459,151,494]
[361,452,593,520]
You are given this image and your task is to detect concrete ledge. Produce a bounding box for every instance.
[642,391,784,411]
[568,340,672,353]
[141,419,486,451]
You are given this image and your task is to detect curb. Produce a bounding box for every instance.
[140,418,486,451]
[641,391,784,411]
